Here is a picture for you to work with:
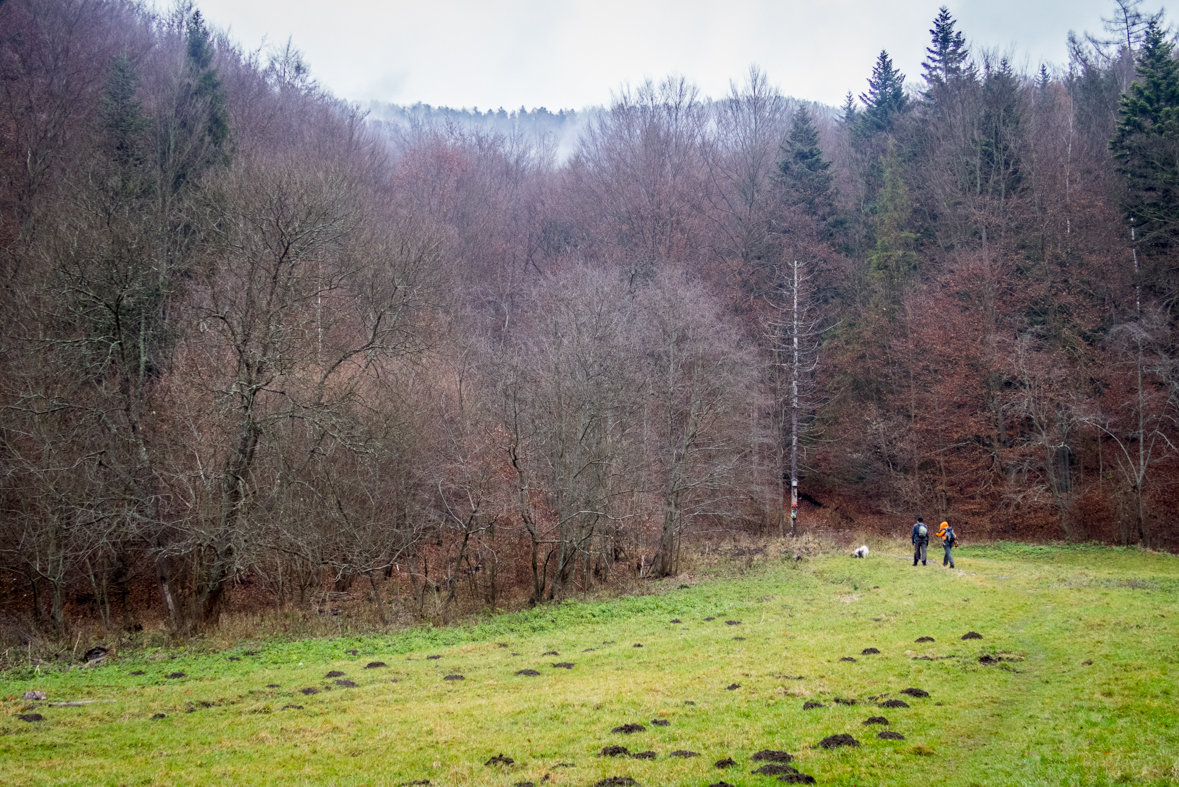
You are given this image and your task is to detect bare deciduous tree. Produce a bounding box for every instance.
[637,271,760,575]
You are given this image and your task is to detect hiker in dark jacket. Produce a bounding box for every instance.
[911,517,929,566]
[937,521,957,568]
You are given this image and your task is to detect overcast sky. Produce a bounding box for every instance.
[194,0,1174,111]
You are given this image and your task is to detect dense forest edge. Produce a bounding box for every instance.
[2,0,1179,651]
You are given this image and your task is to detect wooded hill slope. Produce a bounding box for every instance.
[1,0,1177,636]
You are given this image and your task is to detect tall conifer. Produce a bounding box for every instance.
[857,51,908,135]
[922,6,969,88]
[776,106,835,223]
[1110,18,1179,251]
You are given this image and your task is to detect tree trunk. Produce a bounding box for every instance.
[366,571,387,625]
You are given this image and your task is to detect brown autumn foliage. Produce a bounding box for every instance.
[0,0,1177,644]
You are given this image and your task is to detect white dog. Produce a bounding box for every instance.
[852,545,869,558]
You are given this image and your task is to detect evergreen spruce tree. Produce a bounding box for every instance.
[101,53,154,201]
[170,10,229,193]
[841,91,859,126]
[922,6,969,88]
[977,57,1023,201]
[1038,64,1052,92]
[866,146,919,317]
[776,106,835,224]
[1110,18,1179,252]
[857,51,908,135]
[86,54,171,387]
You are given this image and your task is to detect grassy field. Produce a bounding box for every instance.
[1,539,1177,787]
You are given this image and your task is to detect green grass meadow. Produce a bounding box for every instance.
[2,540,1177,786]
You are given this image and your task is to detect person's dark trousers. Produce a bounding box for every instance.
[943,544,954,568]
[913,542,927,565]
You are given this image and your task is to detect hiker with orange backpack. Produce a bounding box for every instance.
[936,521,958,568]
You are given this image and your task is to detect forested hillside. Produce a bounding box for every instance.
[2,0,1177,637]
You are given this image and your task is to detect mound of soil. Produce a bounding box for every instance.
[669,750,699,758]
[130,670,145,676]
[632,751,656,759]
[325,671,346,678]
[612,723,646,734]
[335,679,357,688]
[485,754,515,766]
[880,699,909,709]
[151,713,166,719]
[300,688,320,695]
[834,697,857,705]
[18,714,44,722]
[778,774,816,784]
[426,655,442,660]
[600,745,630,757]
[752,763,798,776]
[684,701,696,706]
[651,719,670,727]
[670,619,682,624]
[725,620,742,626]
[443,674,464,681]
[633,643,643,648]
[365,662,387,669]
[726,683,741,690]
[281,704,303,710]
[583,648,596,652]
[732,637,746,641]
[751,750,793,763]
[900,688,929,698]
[515,669,540,677]
[802,701,826,710]
[83,646,108,663]
[840,657,857,662]
[915,636,935,643]
[345,649,358,656]
[166,672,185,679]
[861,647,880,655]
[552,662,574,669]
[877,731,905,740]
[818,734,860,749]
[543,651,559,656]
[553,762,575,768]
[594,779,639,787]
[863,716,889,725]
[714,758,737,768]
[603,641,615,645]
[266,684,280,688]
[962,632,983,640]
[708,782,736,787]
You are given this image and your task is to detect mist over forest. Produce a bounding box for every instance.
[1,0,1178,637]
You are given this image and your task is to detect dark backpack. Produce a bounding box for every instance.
[917,523,927,538]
